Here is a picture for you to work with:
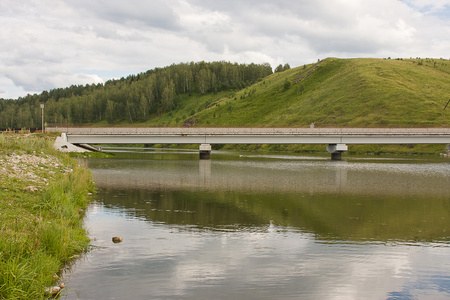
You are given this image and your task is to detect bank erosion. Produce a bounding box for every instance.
[0,133,94,299]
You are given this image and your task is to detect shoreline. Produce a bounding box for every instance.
[0,133,94,299]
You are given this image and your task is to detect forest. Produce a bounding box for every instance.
[0,61,277,129]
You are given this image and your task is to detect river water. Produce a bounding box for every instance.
[63,151,450,300]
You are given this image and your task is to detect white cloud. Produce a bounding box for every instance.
[0,0,449,99]
[3,63,103,92]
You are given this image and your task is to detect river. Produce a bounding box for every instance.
[62,151,450,300]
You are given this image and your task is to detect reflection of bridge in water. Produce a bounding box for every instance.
[87,158,449,199]
[49,127,450,160]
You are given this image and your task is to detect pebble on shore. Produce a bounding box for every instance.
[45,285,62,296]
[23,186,38,192]
[112,236,123,243]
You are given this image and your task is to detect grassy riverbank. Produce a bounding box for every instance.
[204,143,442,156]
[0,134,94,299]
[125,142,447,157]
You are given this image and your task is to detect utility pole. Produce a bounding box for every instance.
[40,103,45,133]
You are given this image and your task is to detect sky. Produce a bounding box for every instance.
[0,0,449,99]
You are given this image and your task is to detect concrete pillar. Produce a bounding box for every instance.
[199,144,211,160]
[327,144,348,161]
[331,152,342,160]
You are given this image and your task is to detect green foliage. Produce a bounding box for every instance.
[0,134,94,299]
[275,64,284,73]
[283,79,292,91]
[0,61,273,128]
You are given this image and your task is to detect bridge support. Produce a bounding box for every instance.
[199,144,211,160]
[327,144,348,160]
[54,133,90,153]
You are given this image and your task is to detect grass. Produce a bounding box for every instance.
[215,143,447,156]
[0,133,94,299]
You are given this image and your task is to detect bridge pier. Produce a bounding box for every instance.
[327,144,348,160]
[199,144,212,160]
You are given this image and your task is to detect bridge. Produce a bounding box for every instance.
[48,127,450,160]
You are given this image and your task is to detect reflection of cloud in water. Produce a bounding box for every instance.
[167,229,448,299]
[66,203,450,300]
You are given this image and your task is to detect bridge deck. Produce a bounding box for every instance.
[48,127,450,145]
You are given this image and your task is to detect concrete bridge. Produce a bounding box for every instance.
[48,127,450,160]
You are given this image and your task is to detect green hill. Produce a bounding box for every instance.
[1,58,449,130]
[151,58,450,127]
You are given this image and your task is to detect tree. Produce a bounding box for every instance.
[283,79,292,91]
[275,64,284,73]
[126,99,136,123]
[105,100,116,123]
[161,80,175,112]
[197,69,210,94]
[139,94,148,120]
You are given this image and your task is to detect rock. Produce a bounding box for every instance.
[23,186,38,192]
[112,236,123,243]
[45,286,61,295]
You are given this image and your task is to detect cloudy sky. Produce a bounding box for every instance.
[1,0,449,99]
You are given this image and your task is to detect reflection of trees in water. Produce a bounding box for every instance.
[89,157,450,243]
[98,184,450,244]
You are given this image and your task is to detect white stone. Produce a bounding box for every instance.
[45,286,61,295]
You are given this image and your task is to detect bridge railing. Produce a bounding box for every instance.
[47,127,450,135]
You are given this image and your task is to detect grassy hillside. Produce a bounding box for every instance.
[146,58,450,127]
